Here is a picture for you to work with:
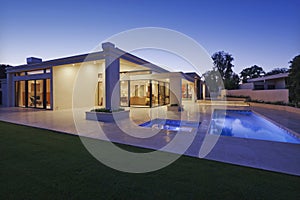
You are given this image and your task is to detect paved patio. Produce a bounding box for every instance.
[0,103,299,176]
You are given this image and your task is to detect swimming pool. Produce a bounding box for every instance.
[209,110,300,144]
[139,118,200,132]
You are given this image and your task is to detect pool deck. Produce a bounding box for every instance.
[251,106,300,136]
[0,103,299,176]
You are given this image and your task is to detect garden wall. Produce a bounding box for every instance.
[221,89,289,103]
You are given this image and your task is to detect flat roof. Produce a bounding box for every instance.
[247,73,289,82]
[6,44,169,74]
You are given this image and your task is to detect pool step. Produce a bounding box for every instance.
[197,100,249,106]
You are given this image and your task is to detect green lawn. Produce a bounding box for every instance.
[1,121,299,199]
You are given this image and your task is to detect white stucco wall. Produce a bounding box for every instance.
[169,76,182,105]
[52,61,104,110]
[53,64,80,110]
[222,89,289,103]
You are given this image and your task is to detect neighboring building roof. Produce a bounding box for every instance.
[247,73,289,82]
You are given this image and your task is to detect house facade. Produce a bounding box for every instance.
[4,42,204,110]
[240,73,288,90]
[224,73,289,103]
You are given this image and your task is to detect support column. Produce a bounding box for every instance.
[103,42,120,110]
[169,76,182,106]
[7,73,14,107]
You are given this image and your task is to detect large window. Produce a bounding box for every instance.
[15,81,26,107]
[182,81,194,100]
[15,79,51,109]
[120,79,169,107]
[159,82,166,106]
[152,80,159,107]
[129,80,150,107]
[28,80,41,108]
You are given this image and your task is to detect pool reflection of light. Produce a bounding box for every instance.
[140,118,199,133]
[209,110,300,144]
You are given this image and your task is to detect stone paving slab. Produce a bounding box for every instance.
[251,106,300,135]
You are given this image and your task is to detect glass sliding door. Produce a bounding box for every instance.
[15,78,51,109]
[28,80,36,108]
[35,80,44,108]
[98,81,103,106]
[159,82,165,106]
[120,80,129,107]
[182,80,194,100]
[15,80,26,107]
[28,79,44,108]
[97,73,104,107]
[165,83,170,104]
[46,79,51,109]
[187,82,194,99]
[152,80,159,107]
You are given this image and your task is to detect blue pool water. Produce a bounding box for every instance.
[209,110,300,144]
[140,119,200,132]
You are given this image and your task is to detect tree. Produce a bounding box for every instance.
[211,51,239,89]
[0,64,11,79]
[203,70,223,93]
[265,68,289,76]
[225,73,240,90]
[240,65,265,83]
[287,55,300,107]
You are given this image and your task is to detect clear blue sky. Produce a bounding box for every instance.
[1,0,299,73]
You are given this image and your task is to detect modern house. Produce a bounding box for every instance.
[3,42,205,110]
[223,73,289,103]
[239,73,289,90]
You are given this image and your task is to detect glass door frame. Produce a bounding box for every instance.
[15,79,50,109]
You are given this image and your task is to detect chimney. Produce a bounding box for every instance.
[102,42,115,51]
[26,57,42,64]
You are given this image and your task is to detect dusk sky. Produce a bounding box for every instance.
[1,0,299,74]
